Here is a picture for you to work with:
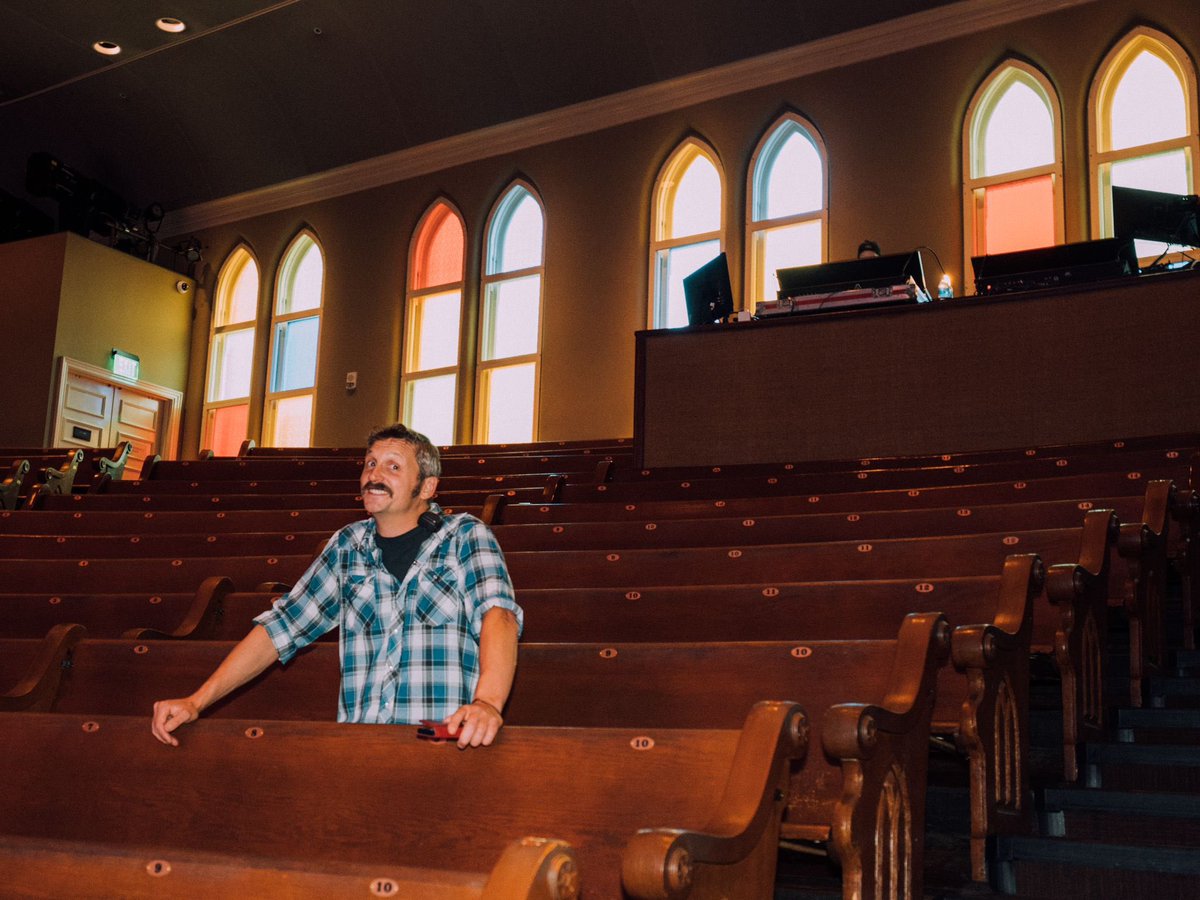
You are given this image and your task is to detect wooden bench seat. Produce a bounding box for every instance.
[0,589,207,640]
[0,529,332,559]
[101,472,569,496]
[0,508,409,536]
[557,450,1193,503]
[4,615,946,899]
[35,484,555,512]
[619,434,1198,481]
[491,484,1170,707]
[0,701,801,899]
[0,553,313,593]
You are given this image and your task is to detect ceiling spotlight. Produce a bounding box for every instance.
[93,40,122,56]
[156,17,186,33]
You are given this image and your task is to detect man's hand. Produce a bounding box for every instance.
[443,699,504,749]
[151,698,200,747]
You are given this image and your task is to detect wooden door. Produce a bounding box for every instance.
[50,360,182,479]
[112,388,163,478]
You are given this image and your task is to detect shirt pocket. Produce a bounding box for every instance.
[342,574,379,634]
[413,566,460,628]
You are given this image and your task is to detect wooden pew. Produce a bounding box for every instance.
[0,701,801,899]
[496,514,1116,781]
[99,472,563,495]
[556,449,1192,504]
[10,616,946,900]
[0,589,208,640]
[1,459,29,510]
[116,556,1044,881]
[33,483,556,512]
[0,529,332,559]
[488,484,1171,707]
[0,553,313,593]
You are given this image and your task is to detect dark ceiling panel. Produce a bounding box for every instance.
[0,0,964,217]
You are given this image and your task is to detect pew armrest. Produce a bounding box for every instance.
[123,576,233,641]
[0,458,30,510]
[0,623,86,711]
[621,701,806,898]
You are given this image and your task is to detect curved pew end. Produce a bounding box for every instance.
[122,576,234,641]
[483,837,580,900]
[622,701,807,900]
[1,458,30,510]
[950,553,1044,882]
[820,612,951,900]
[1044,509,1119,782]
[0,623,87,711]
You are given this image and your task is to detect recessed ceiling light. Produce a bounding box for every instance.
[156,17,186,33]
[93,40,122,56]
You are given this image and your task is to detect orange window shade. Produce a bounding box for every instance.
[413,205,465,289]
[208,404,249,457]
[980,175,1055,256]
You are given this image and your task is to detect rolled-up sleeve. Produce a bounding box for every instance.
[458,520,523,639]
[254,535,344,664]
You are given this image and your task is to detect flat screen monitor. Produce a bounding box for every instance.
[776,250,927,299]
[683,252,734,326]
[1113,185,1199,248]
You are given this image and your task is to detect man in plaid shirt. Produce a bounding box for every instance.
[151,424,522,749]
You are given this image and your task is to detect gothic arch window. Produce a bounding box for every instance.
[747,113,827,309]
[1090,27,1199,258]
[649,138,724,328]
[264,230,324,447]
[963,60,1065,281]
[477,181,544,443]
[403,200,466,445]
[202,245,259,455]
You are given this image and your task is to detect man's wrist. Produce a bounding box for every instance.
[472,698,502,717]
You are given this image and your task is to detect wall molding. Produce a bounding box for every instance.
[164,0,1097,236]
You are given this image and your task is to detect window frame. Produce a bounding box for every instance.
[961,59,1065,285]
[401,198,467,445]
[263,228,324,448]
[745,112,828,311]
[475,179,546,444]
[648,137,726,328]
[201,244,260,454]
[1088,26,1199,254]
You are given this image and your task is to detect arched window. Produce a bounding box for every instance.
[477,182,544,444]
[403,200,465,446]
[649,138,724,328]
[747,114,826,309]
[202,245,259,455]
[963,60,1064,281]
[1090,27,1199,258]
[264,230,323,447]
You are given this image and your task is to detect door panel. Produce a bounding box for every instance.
[113,389,162,478]
[58,374,114,450]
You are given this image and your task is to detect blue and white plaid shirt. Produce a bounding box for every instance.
[255,504,522,724]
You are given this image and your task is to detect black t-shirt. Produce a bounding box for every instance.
[375,525,430,582]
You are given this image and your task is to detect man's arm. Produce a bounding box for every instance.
[150,625,279,747]
[444,607,519,749]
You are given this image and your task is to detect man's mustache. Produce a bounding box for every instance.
[363,482,393,495]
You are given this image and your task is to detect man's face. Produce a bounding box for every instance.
[360,438,435,522]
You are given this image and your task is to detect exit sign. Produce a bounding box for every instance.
[110,349,140,381]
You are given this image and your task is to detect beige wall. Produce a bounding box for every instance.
[0,232,192,447]
[56,233,193,392]
[171,0,1198,453]
[0,233,66,444]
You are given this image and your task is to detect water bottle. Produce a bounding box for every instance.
[937,274,953,299]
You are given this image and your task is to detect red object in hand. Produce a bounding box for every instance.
[416,720,459,740]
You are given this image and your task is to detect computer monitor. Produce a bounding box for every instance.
[1112,185,1199,248]
[776,250,928,300]
[683,252,734,326]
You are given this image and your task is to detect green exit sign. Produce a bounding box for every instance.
[110,348,140,381]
